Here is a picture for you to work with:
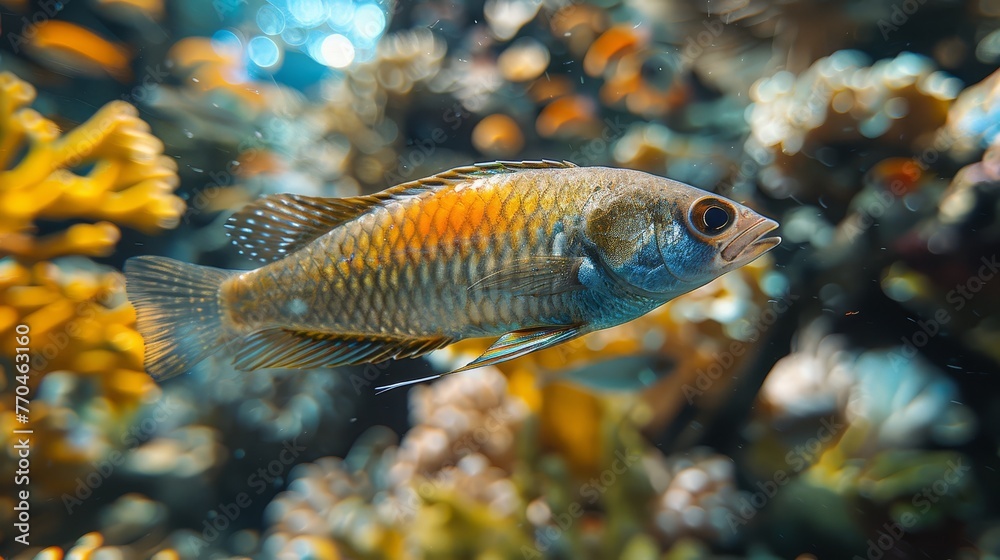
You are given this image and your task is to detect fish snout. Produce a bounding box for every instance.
[720,214,781,264]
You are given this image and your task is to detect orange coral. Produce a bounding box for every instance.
[24,21,134,82]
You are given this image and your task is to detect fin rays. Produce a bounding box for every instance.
[233,328,455,371]
[124,256,236,380]
[469,256,585,297]
[375,324,584,393]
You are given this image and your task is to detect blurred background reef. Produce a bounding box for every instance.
[0,0,999,558]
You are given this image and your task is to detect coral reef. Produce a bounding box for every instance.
[747,51,960,202]
[648,448,741,547]
[264,368,746,560]
[264,369,531,559]
[749,319,980,556]
[0,69,182,546]
[0,72,183,260]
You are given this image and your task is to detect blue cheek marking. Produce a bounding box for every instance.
[661,236,716,284]
[624,240,678,293]
[578,258,603,290]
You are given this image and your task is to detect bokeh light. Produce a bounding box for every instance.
[248,35,281,68]
[210,29,242,58]
[321,33,354,68]
[256,4,286,35]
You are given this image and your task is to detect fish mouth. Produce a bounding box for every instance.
[721,218,781,263]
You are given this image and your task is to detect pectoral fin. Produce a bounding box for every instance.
[469,257,585,297]
[375,324,585,394]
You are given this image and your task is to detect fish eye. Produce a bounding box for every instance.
[704,206,730,231]
[690,198,733,236]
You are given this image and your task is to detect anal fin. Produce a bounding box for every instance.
[232,328,454,371]
[375,324,585,393]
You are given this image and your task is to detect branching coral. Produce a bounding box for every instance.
[0,71,183,260]
[0,261,162,535]
[0,70,181,543]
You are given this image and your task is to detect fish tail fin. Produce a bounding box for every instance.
[125,255,238,381]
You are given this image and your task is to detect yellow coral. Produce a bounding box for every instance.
[0,71,179,513]
[0,261,160,499]
[0,71,183,260]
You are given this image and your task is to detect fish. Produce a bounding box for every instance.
[124,160,780,392]
[542,354,676,393]
[23,21,133,82]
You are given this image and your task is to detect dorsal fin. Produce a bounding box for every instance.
[227,160,578,263]
[225,194,371,263]
[436,159,578,181]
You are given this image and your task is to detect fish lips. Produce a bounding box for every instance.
[721,218,781,263]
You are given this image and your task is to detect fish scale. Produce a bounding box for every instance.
[237,173,554,334]
[125,160,780,386]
